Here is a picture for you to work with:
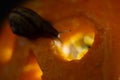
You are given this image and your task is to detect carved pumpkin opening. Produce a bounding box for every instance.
[55,32,95,61]
[53,16,96,61]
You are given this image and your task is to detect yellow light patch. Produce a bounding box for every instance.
[55,33,95,61]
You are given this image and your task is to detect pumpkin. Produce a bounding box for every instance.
[0,0,120,80]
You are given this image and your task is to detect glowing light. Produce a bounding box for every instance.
[22,62,43,80]
[0,24,16,63]
[55,33,95,61]
[62,45,70,56]
[83,34,94,46]
[0,48,13,63]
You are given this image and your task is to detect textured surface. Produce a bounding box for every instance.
[0,0,120,80]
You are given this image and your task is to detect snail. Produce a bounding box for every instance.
[8,7,60,39]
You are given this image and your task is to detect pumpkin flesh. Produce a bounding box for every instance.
[0,0,120,80]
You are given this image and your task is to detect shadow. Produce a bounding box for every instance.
[0,0,30,31]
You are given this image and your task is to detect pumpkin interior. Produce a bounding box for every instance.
[1,0,120,80]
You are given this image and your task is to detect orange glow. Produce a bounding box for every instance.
[0,22,16,63]
[20,53,43,80]
[21,63,43,80]
[0,48,13,63]
[0,21,43,80]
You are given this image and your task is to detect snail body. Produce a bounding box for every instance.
[9,7,59,39]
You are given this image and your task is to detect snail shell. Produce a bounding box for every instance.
[9,7,59,39]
